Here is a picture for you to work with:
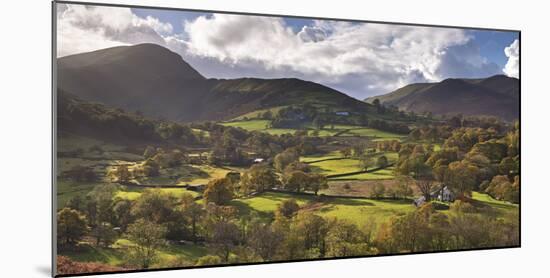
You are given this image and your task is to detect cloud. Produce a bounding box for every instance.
[56,4,510,99]
[298,26,327,42]
[56,4,169,57]
[183,16,503,97]
[503,39,519,78]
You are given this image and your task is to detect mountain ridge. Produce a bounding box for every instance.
[57,43,372,122]
[365,75,519,120]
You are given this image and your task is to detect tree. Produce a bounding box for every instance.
[204,178,234,205]
[181,193,204,243]
[390,210,431,252]
[410,161,435,201]
[395,175,414,199]
[126,219,167,269]
[283,170,310,193]
[307,173,328,195]
[498,157,518,176]
[485,175,519,203]
[326,219,372,257]
[57,208,87,247]
[340,148,352,158]
[447,161,479,198]
[359,155,375,171]
[87,184,117,245]
[62,166,97,182]
[262,110,273,120]
[131,189,184,240]
[274,148,299,172]
[312,116,324,130]
[210,220,240,262]
[143,145,156,158]
[113,199,133,232]
[294,213,330,257]
[109,165,131,183]
[369,183,385,199]
[376,155,389,168]
[248,221,284,261]
[239,164,279,195]
[276,199,300,218]
[352,143,366,157]
[91,222,117,247]
[137,159,160,177]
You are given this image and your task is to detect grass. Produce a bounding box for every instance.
[57,180,98,208]
[307,152,397,179]
[61,239,208,268]
[222,120,402,138]
[115,187,200,201]
[310,159,362,176]
[330,167,396,180]
[232,191,414,227]
[344,128,405,140]
[221,120,297,136]
[222,120,271,131]
[300,151,342,163]
[233,106,287,120]
[471,192,518,211]
[182,165,231,185]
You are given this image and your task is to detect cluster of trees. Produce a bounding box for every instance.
[58,189,518,273]
[377,201,518,253]
[58,186,205,268]
[366,119,410,134]
[271,105,319,128]
[107,147,190,183]
[59,91,203,146]
[396,123,519,203]
[203,161,329,206]
[376,140,401,152]
[408,126,452,142]
[203,124,320,165]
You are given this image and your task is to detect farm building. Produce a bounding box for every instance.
[335,111,350,116]
[413,185,455,207]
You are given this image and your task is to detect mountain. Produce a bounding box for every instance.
[57,43,371,122]
[364,75,519,121]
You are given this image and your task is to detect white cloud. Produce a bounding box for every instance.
[183,16,502,97]
[298,26,327,42]
[137,16,174,35]
[56,4,169,57]
[56,4,507,99]
[503,39,519,78]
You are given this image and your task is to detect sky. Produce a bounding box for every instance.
[56,3,519,100]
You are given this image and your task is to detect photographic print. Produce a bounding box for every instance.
[53,1,520,276]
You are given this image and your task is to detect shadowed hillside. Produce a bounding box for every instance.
[365,75,519,120]
[58,43,374,122]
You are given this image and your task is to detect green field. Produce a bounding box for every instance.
[299,151,342,163]
[232,191,518,228]
[305,151,397,180]
[233,106,287,120]
[309,159,362,176]
[330,167,396,180]
[57,180,98,208]
[232,191,414,227]
[115,187,200,201]
[221,120,297,135]
[345,128,405,139]
[221,120,403,139]
[61,239,208,268]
